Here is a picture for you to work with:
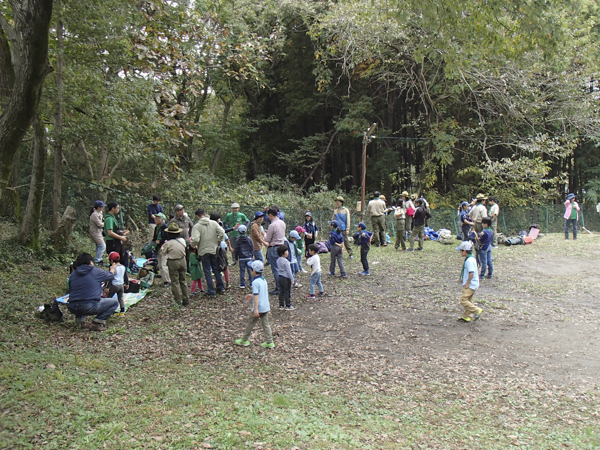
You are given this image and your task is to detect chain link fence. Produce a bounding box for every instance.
[13,166,600,239]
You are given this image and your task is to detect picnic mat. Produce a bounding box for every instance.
[56,289,150,312]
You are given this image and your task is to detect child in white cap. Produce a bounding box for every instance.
[456,241,482,323]
[233,225,254,288]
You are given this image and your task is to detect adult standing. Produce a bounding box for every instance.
[224,202,249,249]
[264,207,286,295]
[303,211,319,248]
[564,193,580,240]
[367,191,387,247]
[161,222,190,306]
[191,209,226,295]
[153,212,170,287]
[459,201,474,241]
[89,200,106,266]
[469,194,488,233]
[401,191,415,238]
[488,197,500,247]
[67,253,118,331]
[393,199,406,251]
[332,196,353,259]
[147,195,164,238]
[250,211,268,262]
[104,202,128,261]
[408,199,431,251]
[169,204,194,267]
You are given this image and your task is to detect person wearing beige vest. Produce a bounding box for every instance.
[161,222,190,306]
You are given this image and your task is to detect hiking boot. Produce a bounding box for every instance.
[474,309,483,321]
[457,317,471,323]
[269,290,280,295]
[261,342,275,348]
[327,272,335,276]
[235,339,250,346]
[216,289,225,295]
[89,321,107,332]
[306,294,316,299]
[285,305,296,310]
[182,299,190,306]
[485,275,493,279]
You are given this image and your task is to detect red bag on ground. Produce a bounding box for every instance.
[523,236,533,244]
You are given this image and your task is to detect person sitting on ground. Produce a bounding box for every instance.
[327,220,347,277]
[235,260,274,348]
[89,200,106,266]
[147,195,164,237]
[408,199,431,252]
[106,251,129,313]
[455,241,482,323]
[161,222,190,306]
[459,201,474,241]
[233,225,254,289]
[224,203,249,249]
[67,253,118,331]
[356,222,374,275]
[250,211,268,262]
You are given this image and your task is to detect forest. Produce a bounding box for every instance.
[2,0,600,247]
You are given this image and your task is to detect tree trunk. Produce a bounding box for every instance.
[0,148,21,217]
[18,115,47,249]
[209,99,232,174]
[0,26,14,109]
[50,205,76,250]
[0,0,54,202]
[51,6,64,230]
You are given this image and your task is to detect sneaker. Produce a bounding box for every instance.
[485,275,493,279]
[327,272,335,276]
[269,290,280,295]
[120,307,125,313]
[216,289,225,295]
[279,305,285,310]
[339,273,347,278]
[457,317,471,323]
[306,294,316,299]
[89,321,107,332]
[405,249,414,252]
[479,274,485,279]
[293,283,302,288]
[359,271,370,276]
[235,339,250,346]
[474,309,483,321]
[300,269,308,273]
[416,248,423,251]
[492,245,498,248]
[182,299,190,306]
[261,342,275,348]
[317,291,325,297]
[204,292,216,296]
[285,305,296,310]
[349,255,354,259]
[190,291,199,296]
[239,285,245,289]
[164,282,171,288]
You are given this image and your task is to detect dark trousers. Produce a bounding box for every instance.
[278,276,292,307]
[565,219,578,239]
[106,239,123,260]
[200,253,224,294]
[461,224,471,241]
[360,245,370,272]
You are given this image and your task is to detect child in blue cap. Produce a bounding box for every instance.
[327,220,347,277]
[356,222,373,275]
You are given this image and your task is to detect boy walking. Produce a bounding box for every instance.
[356,222,373,275]
[235,261,274,348]
[276,245,295,310]
[306,244,324,299]
[478,217,493,279]
[456,241,482,323]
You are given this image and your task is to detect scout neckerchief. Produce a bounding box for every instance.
[460,253,475,281]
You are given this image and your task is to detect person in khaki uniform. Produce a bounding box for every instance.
[367,191,387,246]
[332,196,353,258]
[469,193,488,233]
[161,222,190,306]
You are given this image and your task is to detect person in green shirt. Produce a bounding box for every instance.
[104,201,128,260]
[223,202,249,249]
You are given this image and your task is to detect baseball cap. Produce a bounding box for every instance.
[356,222,366,230]
[238,225,247,234]
[289,230,300,239]
[455,241,473,251]
[109,251,120,261]
[247,260,264,273]
[174,204,184,211]
[94,200,106,208]
[253,211,264,220]
[155,212,167,220]
[231,202,240,208]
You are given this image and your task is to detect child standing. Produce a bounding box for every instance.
[108,251,129,313]
[288,230,302,287]
[306,244,324,299]
[456,241,482,323]
[356,222,373,275]
[303,212,319,248]
[276,245,295,310]
[189,252,204,295]
[478,217,493,279]
[459,201,474,241]
[295,226,307,273]
[393,199,406,251]
[235,261,274,348]
[327,220,347,277]
[233,225,254,288]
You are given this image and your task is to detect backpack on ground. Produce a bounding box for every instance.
[125,279,141,293]
[505,236,524,246]
[317,241,330,254]
[37,298,64,322]
[139,271,155,288]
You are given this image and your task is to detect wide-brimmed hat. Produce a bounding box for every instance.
[335,196,344,203]
[476,193,487,200]
[410,194,417,200]
[379,195,386,201]
[166,222,182,233]
[567,193,576,200]
[401,191,410,197]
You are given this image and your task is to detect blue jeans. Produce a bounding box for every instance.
[253,249,264,262]
[309,272,323,295]
[266,247,280,291]
[565,219,577,239]
[67,298,119,324]
[360,245,370,272]
[201,253,225,294]
[94,242,106,263]
[479,247,493,277]
[239,258,252,287]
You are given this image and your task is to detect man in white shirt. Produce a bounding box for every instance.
[488,197,499,247]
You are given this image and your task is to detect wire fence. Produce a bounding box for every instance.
[12,166,600,239]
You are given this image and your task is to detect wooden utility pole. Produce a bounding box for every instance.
[360,123,377,216]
